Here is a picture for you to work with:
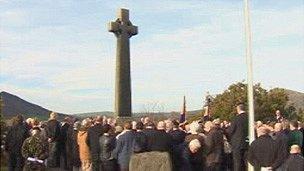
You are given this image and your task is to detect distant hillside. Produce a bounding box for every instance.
[0,89,302,120]
[0,91,66,120]
[285,89,304,111]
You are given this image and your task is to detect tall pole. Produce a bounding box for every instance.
[244,0,255,171]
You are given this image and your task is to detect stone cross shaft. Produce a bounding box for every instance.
[108,8,137,117]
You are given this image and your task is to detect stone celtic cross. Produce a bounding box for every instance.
[108,8,138,117]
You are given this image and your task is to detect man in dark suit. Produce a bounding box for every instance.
[204,121,224,171]
[247,126,281,170]
[46,112,61,169]
[285,145,304,171]
[226,103,248,171]
[169,120,186,170]
[113,121,136,171]
[59,117,71,170]
[273,122,289,170]
[143,121,172,152]
[86,116,104,171]
[5,115,29,171]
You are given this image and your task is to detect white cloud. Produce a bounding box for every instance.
[1,1,303,113]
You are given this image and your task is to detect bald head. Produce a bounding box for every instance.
[257,126,270,137]
[204,121,214,133]
[290,145,301,154]
[157,121,166,130]
[274,123,283,132]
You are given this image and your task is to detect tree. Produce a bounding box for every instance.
[201,82,290,121]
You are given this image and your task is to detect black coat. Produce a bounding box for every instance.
[143,129,172,152]
[273,131,289,163]
[133,131,148,153]
[5,123,29,154]
[180,145,204,171]
[45,119,61,142]
[99,134,116,161]
[285,154,304,171]
[205,127,224,166]
[169,129,186,146]
[247,134,281,169]
[86,123,104,150]
[226,112,248,150]
[169,129,186,170]
[113,130,136,170]
[67,128,81,167]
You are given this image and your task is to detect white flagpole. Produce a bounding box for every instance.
[243,0,255,171]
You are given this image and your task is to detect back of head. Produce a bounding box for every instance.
[274,123,283,132]
[189,121,201,134]
[290,145,301,154]
[236,103,245,113]
[144,117,151,124]
[115,125,123,133]
[290,120,298,129]
[157,121,166,130]
[136,122,144,130]
[95,116,103,123]
[172,120,179,129]
[73,121,81,130]
[103,124,112,133]
[124,121,132,130]
[32,118,40,127]
[81,118,92,129]
[204,121,214,132]
[256,121,263,128]
[49,112,57,120]
[257,126,270,137]
[145,121,155,129]
[189,139,201,153]
[213,118,220,126]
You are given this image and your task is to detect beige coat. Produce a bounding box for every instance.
[77,130,91,161]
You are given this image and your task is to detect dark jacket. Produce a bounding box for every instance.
[169,129,186,170]
[284,154,304,171]
[180,144,204,171]
[133,131,148,153]
[288,130,303,147]
[205,127,224,166]
[99,133,116,161]
[66,127,81,167]
[113,130,136,170]
[143,129,172,152]
[273,131,289,164]
[45,119,61,142]
[226,112,248,150]
[169,129,186,146]
[5,123,29,154]
[247,134,281,169]
[59,122,70,144]
[86,123,104,151]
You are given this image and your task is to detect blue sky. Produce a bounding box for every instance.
[0,0,303,114]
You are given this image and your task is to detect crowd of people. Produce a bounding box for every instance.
[2,104,304,171]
